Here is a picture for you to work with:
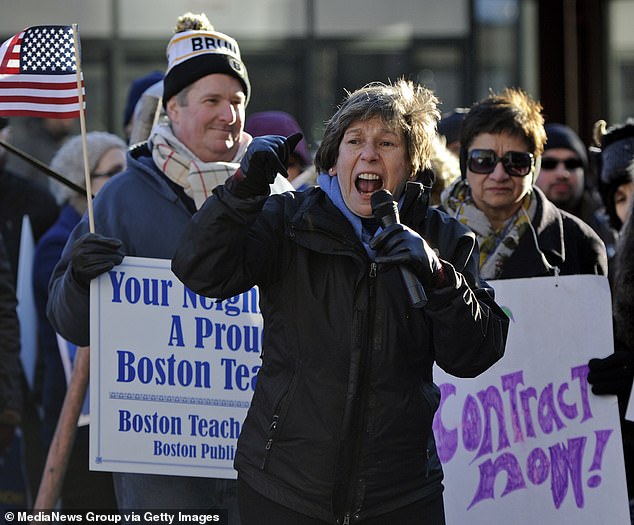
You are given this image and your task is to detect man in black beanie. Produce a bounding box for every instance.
[536,123,616,254]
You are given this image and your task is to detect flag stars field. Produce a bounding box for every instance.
[0,24,84,118]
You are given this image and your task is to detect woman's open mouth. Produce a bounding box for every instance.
[355,173,384,195]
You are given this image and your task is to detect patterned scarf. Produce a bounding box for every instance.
[149,123,252,209]
[440,178,537,279]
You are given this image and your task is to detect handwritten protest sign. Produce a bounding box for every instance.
[433,275,630,524]
[90,260,630,522]
[90,256,262,478]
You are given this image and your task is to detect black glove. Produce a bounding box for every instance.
[70,232,125,289]
[588,343,634,399]
[226,133,303,198]
[370,223,444,288]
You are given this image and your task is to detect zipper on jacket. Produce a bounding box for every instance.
[339,262,378,523]
[260,414,279,469]
[369,262,377,299]
[425,448,431,478]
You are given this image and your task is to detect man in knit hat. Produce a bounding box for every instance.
[46,12,293,522]
[536,123,588,209]
[536,123,616,254]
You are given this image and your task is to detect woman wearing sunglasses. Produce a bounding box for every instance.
[439,87,607,279]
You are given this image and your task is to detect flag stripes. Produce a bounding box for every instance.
[0,25,84,118]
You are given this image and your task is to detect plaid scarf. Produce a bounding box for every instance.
[440,178,537,279]
[150,123,252,209]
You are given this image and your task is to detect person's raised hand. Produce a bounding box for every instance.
[70,232,125,289]
[226,133,303,198]
[370,223,444,288]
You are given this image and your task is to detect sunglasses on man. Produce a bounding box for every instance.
[467,149,534,178]
[540,157,583,171]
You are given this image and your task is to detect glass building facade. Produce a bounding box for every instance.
[1,0,632,152]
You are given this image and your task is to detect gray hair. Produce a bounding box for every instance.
[51,131,127,209]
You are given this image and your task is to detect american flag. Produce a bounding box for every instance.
[0,25,84,118]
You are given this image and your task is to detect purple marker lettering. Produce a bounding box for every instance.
[475,386,511,459]
[526,447,550,485]
[587,429,613,488]
[550,437,587,509]
[433,383,458,463]
[557,382,578,420]
[468,453,526,509]
[502,371,525,443]
[520,387,538,438]
[538,383,565,434]
[571,365,593,422]
[462,394,482,452]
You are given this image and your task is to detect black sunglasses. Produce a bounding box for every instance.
[540,157,583,171]
[468,149,534,177]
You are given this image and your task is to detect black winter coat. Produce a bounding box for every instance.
[0,233,22,425]
[172,182,509,524]
[495,187,607,278]
[0,169,59,282]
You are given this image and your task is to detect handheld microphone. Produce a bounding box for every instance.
[371,189,427,308]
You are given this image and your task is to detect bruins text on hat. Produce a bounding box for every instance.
[191,36,237,55]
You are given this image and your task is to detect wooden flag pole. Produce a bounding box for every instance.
[33,347,90,512]
[72,23,94,234]
[153,96,163,128]
[33,24,93,514]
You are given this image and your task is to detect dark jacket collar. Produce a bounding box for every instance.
[291,181,429,232]
[288,182,431,259]
[500,187,564,278]
[128,141,196,214]
[530,186,566,264]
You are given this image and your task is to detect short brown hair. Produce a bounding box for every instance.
[315,79,440,177]
[460,87,546,162]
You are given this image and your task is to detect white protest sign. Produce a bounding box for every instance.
[57,335,90,427]
[626,388,634,423]
[16,215,37,389]
[433,275,629,524]
[90,256,261,478]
